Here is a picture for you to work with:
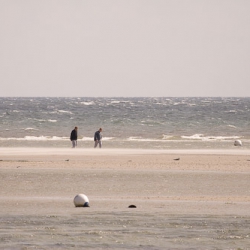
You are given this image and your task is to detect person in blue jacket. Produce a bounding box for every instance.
[94,128,102,148]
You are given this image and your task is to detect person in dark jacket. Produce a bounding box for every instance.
[94,128,102,148]
[70,127,78,148]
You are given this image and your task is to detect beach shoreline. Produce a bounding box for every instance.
[1,147,250,156]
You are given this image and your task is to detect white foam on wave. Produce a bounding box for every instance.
[181,134,240,141]
[81,101,95,106]
[0,136,68,141]
[58,110,73,114]
[25,136,68,141]
[34,119,46,122]
[24,128,39,131]
[48,119,57,122]
[81,137,94,141]
[162,134,173,140]
[127,137,165,142]
[0,136,115,141]
[225,110,237,113]
[81,136,114,141]
[110,101,120,104]
[102,137,114,141]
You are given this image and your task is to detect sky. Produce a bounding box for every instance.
[0,0,250,97]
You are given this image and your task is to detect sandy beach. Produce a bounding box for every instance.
[1,148,250,249]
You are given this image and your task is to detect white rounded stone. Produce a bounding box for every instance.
[73,194,89,207]
[234,140,242,146]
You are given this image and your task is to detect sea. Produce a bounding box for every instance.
[0,97,250,149]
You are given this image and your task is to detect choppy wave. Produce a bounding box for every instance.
[227,125,237,129]
[0,136,114,141]
[81,101,95,106]
[58,110,73,114]
[0,136,69,141]
[181,134,240,141]
[24,128,39,131]
[127,137,164,142]
[34,119,46,122]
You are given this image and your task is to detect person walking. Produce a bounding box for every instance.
[94,128,102,148]
[70,127,78,148]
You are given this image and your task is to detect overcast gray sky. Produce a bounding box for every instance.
[0,0,249,97]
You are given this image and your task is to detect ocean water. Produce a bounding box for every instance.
[0,97,250,149]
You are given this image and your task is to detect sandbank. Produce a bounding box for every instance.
[1,147,250,248]
[1,147,250,216]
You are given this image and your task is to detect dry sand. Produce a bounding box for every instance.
[1,148,250,249]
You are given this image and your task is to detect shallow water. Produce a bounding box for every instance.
[1,213,250,249]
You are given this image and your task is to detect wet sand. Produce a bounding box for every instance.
[1,148,250,249]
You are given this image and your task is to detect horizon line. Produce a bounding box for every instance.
[0,96,250,98]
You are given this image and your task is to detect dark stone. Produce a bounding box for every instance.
[128,205,136,208]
